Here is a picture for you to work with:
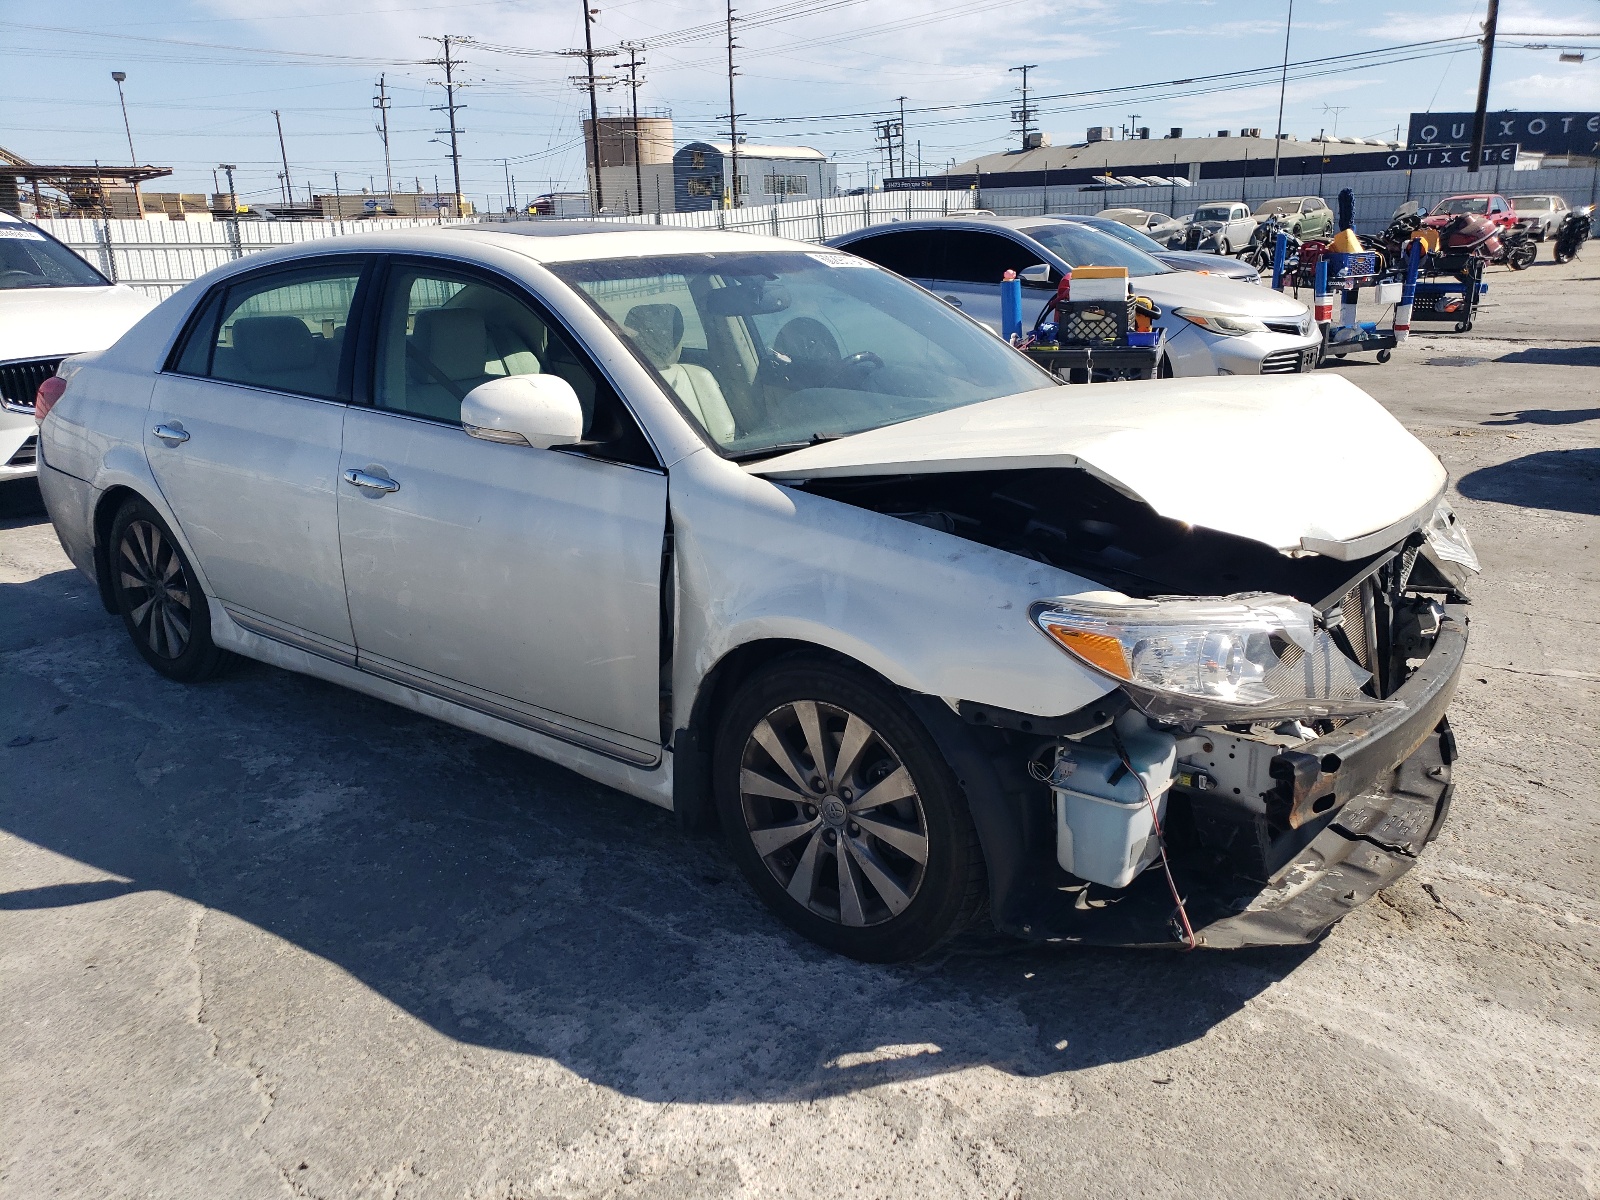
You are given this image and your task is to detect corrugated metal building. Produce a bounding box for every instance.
[673,142,835,211]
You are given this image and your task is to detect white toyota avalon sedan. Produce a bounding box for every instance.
[35,223,1474,960]
[0,212,155,481]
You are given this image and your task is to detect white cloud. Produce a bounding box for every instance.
[1499,68,1600,108]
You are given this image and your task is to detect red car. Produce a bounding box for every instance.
[1425,194,1518,232]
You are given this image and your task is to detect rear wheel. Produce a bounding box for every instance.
[713,658,985,962]
[109,498,228,682]
[1507,241,1536,271]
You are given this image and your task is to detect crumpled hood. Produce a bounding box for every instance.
[749,373,1446,558]
[0,285,156,362]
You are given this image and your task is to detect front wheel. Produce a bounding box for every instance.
[1216,238,1231,257]
[109,498,229,682]
[713,658,986,962]
[1507,242,1536,271]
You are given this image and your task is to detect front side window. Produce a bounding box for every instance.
[0,223,109,289]
[199,265,362,399]
[839,231,935,279]
[371,262,656,464]
[551,250,1054,459]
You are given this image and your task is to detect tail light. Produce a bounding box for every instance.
[35,375,67,423]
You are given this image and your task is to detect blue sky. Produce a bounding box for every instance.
[2,0,1596,206]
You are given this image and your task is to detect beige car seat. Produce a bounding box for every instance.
[622,303,737,444]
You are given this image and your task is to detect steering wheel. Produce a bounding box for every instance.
[0,269,39,284]
[834,350,884,378]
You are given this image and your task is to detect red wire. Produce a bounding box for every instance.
[1114,732,1198,951]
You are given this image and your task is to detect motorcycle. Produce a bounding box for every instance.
[1554,205,1593,264]
[1430,209,1537,271]
[1243,217,1302,273]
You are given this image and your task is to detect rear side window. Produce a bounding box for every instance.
[938,232,1040,283]
[839,232,936,279]
[173,264,364,400]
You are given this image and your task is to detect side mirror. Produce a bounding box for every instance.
[461,374,583,449]
[1019,262,1053,286]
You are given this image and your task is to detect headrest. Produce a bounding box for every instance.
[414,308,489,381]
[233,316,318,372]
[623,303,685,368]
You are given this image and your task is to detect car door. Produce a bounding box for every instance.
[923,230,1053,331]
[148,258,371,658]
[336,257,668,763]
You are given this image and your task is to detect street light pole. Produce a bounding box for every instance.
[111,71,141,217]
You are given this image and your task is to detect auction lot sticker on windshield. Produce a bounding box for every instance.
[807,252,874,268]
[0,226,46,239]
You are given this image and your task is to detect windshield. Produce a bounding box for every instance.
[1067,217,1167,255]
[1194,206,1237,222]
[0,223,109,289]
[1252,200,1302,216]
[1434,197,1488,216]
[1511,197,1550,211]
[1018,223,1170,276]
[550,250,1056,460]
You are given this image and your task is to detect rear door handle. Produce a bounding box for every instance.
[343,467,400,494]
[152,423,189,445]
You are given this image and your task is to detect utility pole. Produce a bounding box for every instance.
[111,71,141,215]
[1010,65,1037,150]
[562,4,614,214]
[1272,0,1294,181]
[1467,0,1500,174]
[273,109,294,206]
[897,96,908,177]
[424,35,468,206]
[1127,113,1141,140]
[873,116,902,182]
[218,163,237,216]
[373,74,395,207]
[725,0,742,208]
[613,42,647,216]
[501,158,514,215]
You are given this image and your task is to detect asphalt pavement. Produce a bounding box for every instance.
[2,253,1596,1199]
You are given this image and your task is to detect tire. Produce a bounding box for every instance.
[108,498,229,682]
[1377,349,1392,363]
[712,656,986,962]
[1216,239,1231,257]
[1507,241,1536,271]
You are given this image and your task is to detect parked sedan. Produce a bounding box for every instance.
[1250,196,1334,240]
[1509,194,1569,241]
[1095,208,1170,234]
[0,213,155,481]
[830,216,1317,376]
[1057,214,1261,283]
[37,224,1473,959]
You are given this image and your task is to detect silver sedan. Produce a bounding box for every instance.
[35,224,1474,959]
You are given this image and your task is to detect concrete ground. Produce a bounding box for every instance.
[2,254,1596,1200]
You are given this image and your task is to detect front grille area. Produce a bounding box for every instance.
[0,357,65,413]
[1261,347,1312,374]
[1264,319,1307,337]
[7,435,38,467]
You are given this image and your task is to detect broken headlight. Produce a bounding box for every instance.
[1420,499,1479,587]
[1172,308,1268,337]
[1031,595,1395,724]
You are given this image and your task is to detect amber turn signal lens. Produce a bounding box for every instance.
[1042,624,1131,679]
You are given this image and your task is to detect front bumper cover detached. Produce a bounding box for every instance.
[925,603,1469,949]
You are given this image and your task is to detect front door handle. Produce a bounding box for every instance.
[941,295,963,307]
[152,423,189,445]
[343,467,400,494]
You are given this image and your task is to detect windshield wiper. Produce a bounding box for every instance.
[727,431,846,462]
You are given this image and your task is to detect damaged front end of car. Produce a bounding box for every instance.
[799,467,1475,948]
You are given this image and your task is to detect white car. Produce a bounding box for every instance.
[1510,195,1569,241]
[830,217,1318,376]
[1170,202,1257,255]
[36,224,1474,959]
[0,213,155,481]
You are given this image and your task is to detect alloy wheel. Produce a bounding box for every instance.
[117,519,192,660]
[738,699,929,928]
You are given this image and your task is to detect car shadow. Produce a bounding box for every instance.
[1457,448,1600,516]
[1493,346,1600,367]
[0,477,46,521]
[1481,407,1600,427]
[0,620,1308,1103]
